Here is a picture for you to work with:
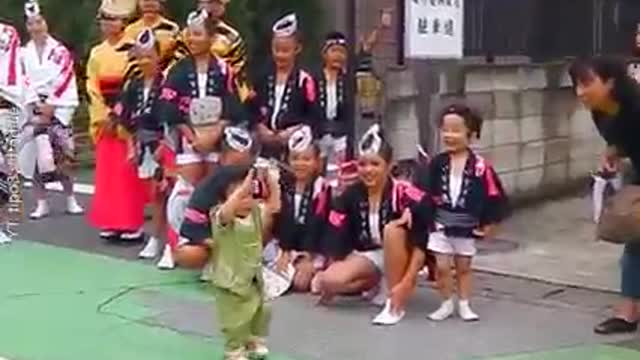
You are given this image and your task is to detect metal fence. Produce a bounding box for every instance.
[464,0,640,60]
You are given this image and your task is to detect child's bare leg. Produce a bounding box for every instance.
[455,255,479,321]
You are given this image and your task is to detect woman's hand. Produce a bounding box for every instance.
[395,208,413,229]
[276,250,291,273]
[473,224,497,239]
[277,125,302,144]
[601,145,620,173]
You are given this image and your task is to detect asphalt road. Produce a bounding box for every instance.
[3,189,639,360]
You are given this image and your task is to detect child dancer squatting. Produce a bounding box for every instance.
[427,104,509,322]
[205,165,280,360]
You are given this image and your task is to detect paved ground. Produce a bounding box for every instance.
[0,184,638,360]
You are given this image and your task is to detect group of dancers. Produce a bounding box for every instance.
[0,1,510,359]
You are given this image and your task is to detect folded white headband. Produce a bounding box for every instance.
[273,13,298,38]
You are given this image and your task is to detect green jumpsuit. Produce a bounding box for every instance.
[208,206,271,353]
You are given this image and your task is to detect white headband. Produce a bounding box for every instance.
[24,0,41,18]
[288,126,313,152]
[224,126,253,152]
[136,28,155,51]
[273,13,298,38]
[187,9,208,30]
[358,124,383,155]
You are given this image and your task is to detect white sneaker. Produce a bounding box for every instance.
[372,299,405,326]
[30,200,50,220]
[138,236,160,259]
[0,231,12,244]
[66,196,84,215]
[157,244,175,270]
[121,229,144,241]
[458,300,479,322]
[247,337,269,359]
[310,273,322,294]
[428,298,455,321]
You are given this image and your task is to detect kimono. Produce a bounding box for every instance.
[86,35,148,232]
[123,16,180,78]
[325,178,432,260]
[273,175,331,256]
[0,23,28,206]
[111,74,164,180]
[426,151,509,239]
[173,21,250,100]
[19,35,79,182]
[209,205,270,353]
[314,68,352,187]
[252,65,317,158]
[159,56,237,166]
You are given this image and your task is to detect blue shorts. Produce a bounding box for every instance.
[621,243,640,299]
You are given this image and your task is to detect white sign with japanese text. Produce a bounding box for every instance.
[405,0,464,59]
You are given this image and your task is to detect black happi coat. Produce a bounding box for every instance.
[159,57,240,137]
[426,150,509,238]
[313,68,352,138]
[251,65,318,155]
[113,74,164,136]
[273,175,331,254]
[325,178,432,259]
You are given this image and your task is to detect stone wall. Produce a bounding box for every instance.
[431,63,604,200]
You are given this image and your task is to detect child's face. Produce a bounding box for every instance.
[441,113,472,153]
[357,153,390,189]
[288,148,320,183]
[323,45,347,71]
[136,48,160,78]
[187,27,212,56]
[139,0,161,14]
[272,36,300,69]
[226,182,256,218]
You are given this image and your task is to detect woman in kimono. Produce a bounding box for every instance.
[316,124,432,326]
[20,0,84,219]
[124,0,180,79]
[87,1,148,242]
[159,9,237,186]
[252,13,318,160]
[314,32,351,178]
[109,28,169,264]
[0,21,27,244]
[268,125,331,292]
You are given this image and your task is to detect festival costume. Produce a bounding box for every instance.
[0,22,28,244]
[174,20,249,99]
[86,32,148,237]
[426,149,508,322]
[124,15,180,78]
[210,205,271,359]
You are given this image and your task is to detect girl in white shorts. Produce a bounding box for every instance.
[426,104,509,322]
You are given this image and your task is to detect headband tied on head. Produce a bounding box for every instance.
[288,125,314,153]
[273,13,298,38]
[224,126,253,152]
[24,0,41,18]
[322,32,348,53]
[187,9,208,30]
[135,28,155,51]
[358,123,384,156]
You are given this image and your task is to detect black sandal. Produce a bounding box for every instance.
[594,317,638,335]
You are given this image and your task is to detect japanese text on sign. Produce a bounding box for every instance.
[405,0,463,59]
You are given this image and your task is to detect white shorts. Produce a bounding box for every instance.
[354,249,384,273]
[428,231,477,257]
[175,140,219,166]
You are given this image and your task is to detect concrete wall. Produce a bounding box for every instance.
[430,63,604,200]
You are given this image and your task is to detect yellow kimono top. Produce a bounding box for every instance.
[124,15,180,79]
[86,36,134,142]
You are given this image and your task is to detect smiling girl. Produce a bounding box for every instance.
[426,104,508,322]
